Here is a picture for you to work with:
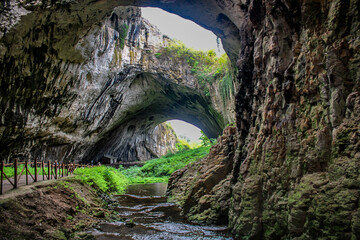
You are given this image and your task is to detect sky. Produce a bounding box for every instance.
[142,7,221,141]
[142,7,224,55]
[167,120,202,143]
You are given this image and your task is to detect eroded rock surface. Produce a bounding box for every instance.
[168,126,237,224]
[0,5,231,163]
[167,0,360,239]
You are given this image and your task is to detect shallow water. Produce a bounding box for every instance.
[126,182,168,196]
[89,183,233,240]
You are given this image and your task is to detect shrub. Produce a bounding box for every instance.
[122,146,210,184]
[176,139,191,152]
[155,40,234,100]
[74,166,129,194]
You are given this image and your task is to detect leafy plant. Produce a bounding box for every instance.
[199,130,217,146]
[122,146,211,184]
[176,139,191,152]
[74,166,129,194]
[155,40,234,99]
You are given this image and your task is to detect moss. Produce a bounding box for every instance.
[332,129,352,158]
[44,230,67,240]
[119,23,129,49]
[305,187,357,238]
[188,208,217,223]
[71,232,95,240]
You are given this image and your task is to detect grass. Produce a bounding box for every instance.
[122,145,211,184]
[74,166,129,194]
[1,146,212,195]
[2,165,62,178]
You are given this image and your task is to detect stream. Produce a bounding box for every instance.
[89,183,233,239]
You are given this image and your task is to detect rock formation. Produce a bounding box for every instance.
[1,0,359,239]
[166,0,360,239]
[168,126,237,224]
[0,5,231,163]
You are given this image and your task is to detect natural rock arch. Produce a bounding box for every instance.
[0,5,232,163]
[80,68,226,163]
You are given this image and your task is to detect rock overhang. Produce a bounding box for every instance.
[0,3,234,162]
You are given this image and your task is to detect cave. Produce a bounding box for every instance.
[80,70,226,163]
[0,4,234,163]
[1,0,359,239]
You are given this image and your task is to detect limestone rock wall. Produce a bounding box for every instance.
[167,126,237,224]
[147,123,178,158]
[0,4,229,163]
[168,0,360,239]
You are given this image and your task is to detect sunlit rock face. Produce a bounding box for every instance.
[0,5,229,163]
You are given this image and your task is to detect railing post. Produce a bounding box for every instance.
[1,161,3,195]
[25,160,28,185]
[34,159,38,182]
[48,161,51,180]
[42,161,45,181]
[55,162,57,179]
[14,158,18,189]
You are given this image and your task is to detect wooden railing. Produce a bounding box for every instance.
[0,159,90,195]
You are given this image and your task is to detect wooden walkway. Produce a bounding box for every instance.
[0,159,90,195]
[0,159,145,195]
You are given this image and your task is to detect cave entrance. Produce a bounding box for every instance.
[166,120,202,144]
[141,7,225,55]
[0,2,238,163]
[78,7,234,164]
[80,68,226,163]
[137,120,205,162]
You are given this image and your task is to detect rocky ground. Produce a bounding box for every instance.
[0,178,115,240]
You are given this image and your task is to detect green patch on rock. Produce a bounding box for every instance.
[119,24,129,49]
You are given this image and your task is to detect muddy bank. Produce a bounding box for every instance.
[0,178,114,240]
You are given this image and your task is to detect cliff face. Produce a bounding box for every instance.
[1,0,360,239]
[229,1,360,238]
[0,4,230,163]
[166,0,360,239]
[167,126,237,224]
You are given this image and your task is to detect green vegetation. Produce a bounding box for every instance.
[2,140,212,195]
[199,130,217,146]
[175,138,192,152]
[69,144,211,193]
[2,164,61,178]
[156,40,234,100]
[74,166,129,194]
[122,145,211,184]
[119,23,129,49]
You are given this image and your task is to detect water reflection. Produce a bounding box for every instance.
[126,182,168,196]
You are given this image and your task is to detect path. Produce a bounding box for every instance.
[1,174,71,195]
